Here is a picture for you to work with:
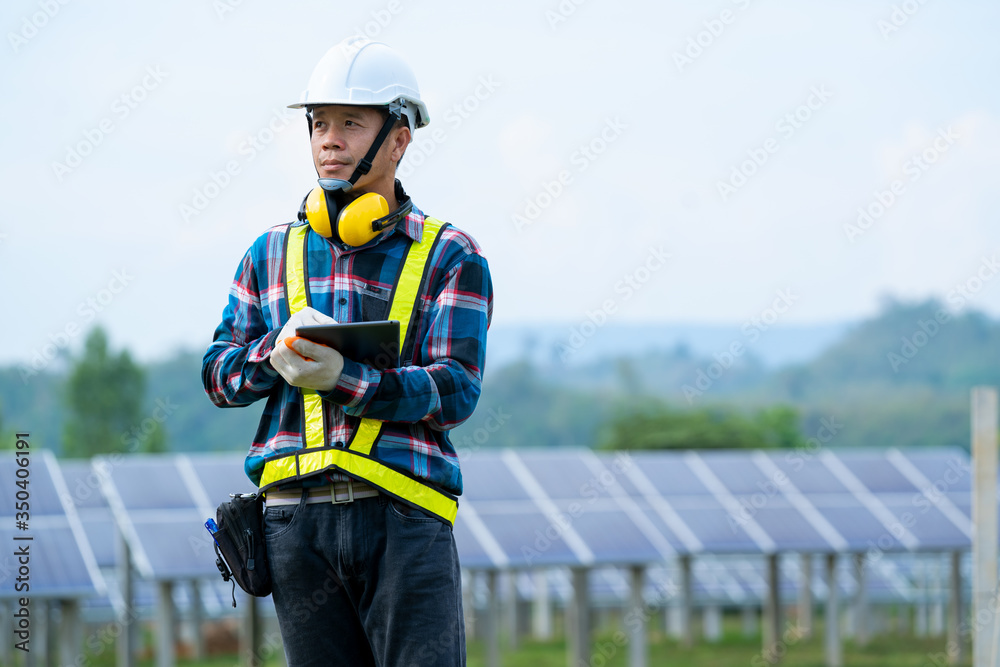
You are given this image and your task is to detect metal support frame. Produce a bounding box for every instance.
[532,569,552,640]
[628,565,648,667]
[799,553,813,638]
[948,551,963,666]
[853,553,869,647]
[972,386,998,667]
[568,567,590,667]
[485,570,499,667]
[679,555,693,648]
[763,553,782,662]
[825,553,841,667]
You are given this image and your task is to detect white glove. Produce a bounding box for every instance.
[270,307,344,392]
[275,306,337,346]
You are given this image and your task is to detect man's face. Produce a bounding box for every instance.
[309,104,407,195]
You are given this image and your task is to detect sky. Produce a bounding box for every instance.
[1,0,999,370]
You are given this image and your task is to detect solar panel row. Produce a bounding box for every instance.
[0,446,979,602]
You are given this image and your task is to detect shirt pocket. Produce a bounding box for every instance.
[357,282,391,322]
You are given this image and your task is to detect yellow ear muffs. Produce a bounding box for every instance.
[336,192,390,247]
[302,187,408,246]
[304,187,334,238]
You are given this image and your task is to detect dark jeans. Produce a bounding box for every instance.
[264,490,465,667]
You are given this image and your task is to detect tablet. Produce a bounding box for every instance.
[295,320,400,370]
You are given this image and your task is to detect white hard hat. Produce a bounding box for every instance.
[289,37,429,130]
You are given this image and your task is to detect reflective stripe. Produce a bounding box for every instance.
[265,218,457,525]
[387,217,445,364]
[349,217,445,455]
[259,447,458,524]
[286,225,325,449]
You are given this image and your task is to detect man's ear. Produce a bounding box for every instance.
[390,125,412,164]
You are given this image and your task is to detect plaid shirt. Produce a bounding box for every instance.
[201,203,493,496]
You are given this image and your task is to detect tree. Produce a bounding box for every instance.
[62,327,166,457]
[598,400,805,451]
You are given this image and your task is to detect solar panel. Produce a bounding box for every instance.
[460,453,531,503]
[835,452,919,494]
[0,452,104,599]
[621,453,712,496]
[763,453,851,494]
[514,451,609,501]
[478,512,582,568]
[107,459,198,511]
[750,505,832,552]
[566,510,667,564]
[188,453,258,508]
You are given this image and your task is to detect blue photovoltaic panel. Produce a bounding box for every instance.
[0,527,98,598]
[836,452,919,494]
[901,450,971,492]
[461,454,530,503]
[694,452,777,495]
[0,459,65,516]
[594,453,642,495]
[478,511,580,568]
[132,515,215,580]
[192,454,258,507]
[623,453,712,496]
[516,452,602,500]
[108,459,197,511]
[879,499,969,549]
[667,504,761,553]
[78,512,118,568]
[451,513,494,570]
[806,501,906,552]
[59,461,110,510]
[764,454,851,494]
[569,510,667,564]
[751,505,832,552]
[639,509,695,553]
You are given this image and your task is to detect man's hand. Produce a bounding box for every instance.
[270,336,345,392]
[271,307,344,391]
[276,306,337,346]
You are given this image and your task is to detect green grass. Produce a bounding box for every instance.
[21,616,972,667]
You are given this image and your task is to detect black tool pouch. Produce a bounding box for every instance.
[211,493,271,606]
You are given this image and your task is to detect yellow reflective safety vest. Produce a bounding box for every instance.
[258,218,460,525]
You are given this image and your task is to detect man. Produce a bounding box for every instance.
[202,37,492,666]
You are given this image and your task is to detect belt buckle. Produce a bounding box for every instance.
[330,479,355,505]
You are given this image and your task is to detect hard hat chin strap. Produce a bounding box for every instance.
[311,100,405,194]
